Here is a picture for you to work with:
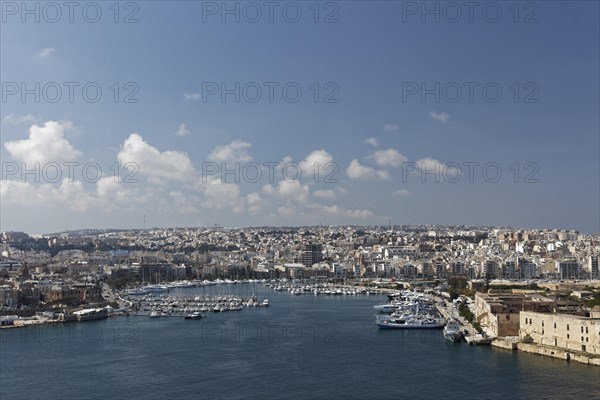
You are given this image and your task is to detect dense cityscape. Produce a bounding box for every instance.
[1,224,599,365]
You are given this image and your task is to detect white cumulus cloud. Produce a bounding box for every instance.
[95,177,148,210]
[367,148,408,168]
[175,123,191,137]
[383,123,399,132]
[168,191,201,214]
[346,159,389,180]
[36,47,56,58]
[4,120,81,164]
[312,187,348,200]
[416,157,446,172]
[0,179,94,212]
[208,140,252,163]
[3,113,38,125]
[246,192,263,215]
[299,149,334,174]
[313,189,337,199]
[184,93,200,101]
[198,177,245,213]
[365,137,379,147]
[267,180,311,204]
[117,133,196,183]
[318,204,374,219]
[394,189,411,196]
[430,111,450,123]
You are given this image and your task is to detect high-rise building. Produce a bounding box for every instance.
[589,256,599,279]
[332,263,345,279]
[559,260,580,280]
[503,261,516,279]
[303,244,323,267]
[484,260,499,278]
[518,258,538,279]
[435,263,445,278]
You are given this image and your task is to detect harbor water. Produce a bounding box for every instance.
[1,284,598,399]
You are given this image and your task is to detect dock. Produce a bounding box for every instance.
[435,301,491,344]
[465,335,493,346]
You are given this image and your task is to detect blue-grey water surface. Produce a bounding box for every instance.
[1,284,598,399]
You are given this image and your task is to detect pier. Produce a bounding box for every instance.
[128,293,269,317]
[464,335,493,346]
[434,298,491,345]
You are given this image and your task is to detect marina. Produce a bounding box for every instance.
[374,290,446,330]
[2,283,598,400]
[267,282,384,296]
[129,293,268,318]
[0,283,520,347]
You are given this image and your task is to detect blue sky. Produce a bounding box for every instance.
[1,1,599,233]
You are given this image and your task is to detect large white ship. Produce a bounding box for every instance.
[73,308,108,322]
[143,284,169,293]
[376,315,445,329]
[443,319,463,342]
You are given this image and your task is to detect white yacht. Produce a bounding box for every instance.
[144,284,168,293]
[184,312,204,320]
[127,288,148,295]
[377,315,445,329]
[443,319,463,342]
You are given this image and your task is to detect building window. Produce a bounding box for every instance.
[554,322,556,329]
[582,345,586,352]
[581,326,584,333]
[586,337,589,342]
[581,336,584,342]
[542,321,544,327]
[567,324,569,331]
[586,327,588,334]
[554,338,557,346]
[567,334,570,339]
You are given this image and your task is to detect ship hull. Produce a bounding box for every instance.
[377,321,444,329]
[443,332,463,342]
[74,309,108,322]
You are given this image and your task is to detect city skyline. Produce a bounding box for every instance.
[3,223,590,239]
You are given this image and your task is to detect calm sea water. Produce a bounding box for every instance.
[1,284,598,400]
